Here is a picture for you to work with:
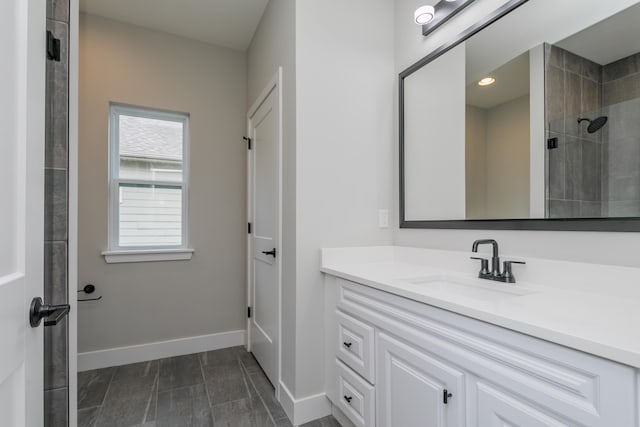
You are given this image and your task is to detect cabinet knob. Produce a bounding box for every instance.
[344,395,353,404]
[343,342,353,349]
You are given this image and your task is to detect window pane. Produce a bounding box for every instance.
[119,183,182,247]
[119,114,183,182]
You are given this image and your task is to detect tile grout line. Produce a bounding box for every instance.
[198,352,216,425]
[153,369,159,423]
[141,370,158,424]
[90,368,116,427]
[239,358,279,426]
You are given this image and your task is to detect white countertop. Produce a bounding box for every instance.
[321,246,640,369]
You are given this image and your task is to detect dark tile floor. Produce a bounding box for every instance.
[77,346,340,427]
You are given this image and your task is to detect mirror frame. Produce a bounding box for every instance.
[399,0,640,232]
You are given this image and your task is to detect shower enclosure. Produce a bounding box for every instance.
[546,44,640,218]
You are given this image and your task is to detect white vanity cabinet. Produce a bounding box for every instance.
[324,276,638,427]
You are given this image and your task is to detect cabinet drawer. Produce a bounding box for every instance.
[336,310,375,383]
[336,359,375,427]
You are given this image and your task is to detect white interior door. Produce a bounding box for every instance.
[0,0,46,425]
[248,70,281,388]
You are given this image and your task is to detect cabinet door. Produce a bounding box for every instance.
[476,382,570,427]
[376,332,464,427]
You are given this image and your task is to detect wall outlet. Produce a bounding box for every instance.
[378,209,389,228]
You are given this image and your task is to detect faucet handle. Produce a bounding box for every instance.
[470,256,490,275]
[502,260,526,284]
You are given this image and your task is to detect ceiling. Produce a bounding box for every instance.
[556,2,640,66]
[80,0,269,51]
[466,53,530,110]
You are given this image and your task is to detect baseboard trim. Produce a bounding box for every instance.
[78,330,246,371]
[278,381,332,426]
[279,381,296,422]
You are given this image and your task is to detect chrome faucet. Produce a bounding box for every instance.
[471,239,525,284]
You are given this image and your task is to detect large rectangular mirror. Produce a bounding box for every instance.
[400,0,640,231]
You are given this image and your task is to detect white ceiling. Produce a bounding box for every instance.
[466,53,530,110]
[556,3,640,66]
[79,0,269,51]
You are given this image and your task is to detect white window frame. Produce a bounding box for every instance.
[102,103,193,263]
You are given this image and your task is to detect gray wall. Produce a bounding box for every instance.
[466,105,488,218]
[465,96,531,219]
[45,0,70,425]
[78,15,247,352]
[486,95,530,219]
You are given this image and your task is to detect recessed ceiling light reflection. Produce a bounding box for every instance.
[478,77,496,86]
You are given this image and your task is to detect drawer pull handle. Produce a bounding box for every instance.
[344,395,353,404]
[443,389,453,404]
[343,342,353,348]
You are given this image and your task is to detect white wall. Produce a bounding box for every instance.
[294,0,394,397]
[78,14,247,352]
[247,0,298,393]
[394,0,640,268]
[404,44,466,220]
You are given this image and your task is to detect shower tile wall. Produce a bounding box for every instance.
[546,44,640,218]
[545,44,603,218]
[602,53,640,217]
[45,0,70,426]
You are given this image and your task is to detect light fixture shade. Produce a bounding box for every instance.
[414,5,435,25]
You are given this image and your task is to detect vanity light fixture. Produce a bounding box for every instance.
[420,0,478,37]
[415,5,435,25]
[478,77,496,86]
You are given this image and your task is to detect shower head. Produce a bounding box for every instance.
[577,116,608,134]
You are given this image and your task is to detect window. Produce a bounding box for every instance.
[104,104,193,263]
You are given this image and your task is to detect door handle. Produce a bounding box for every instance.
[29,297,70,328]
[261,248,277,258]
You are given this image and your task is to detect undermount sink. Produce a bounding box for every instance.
[400,275,537,302]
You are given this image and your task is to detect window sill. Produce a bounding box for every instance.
[102,248,194,264]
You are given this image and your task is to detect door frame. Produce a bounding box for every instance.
[246,68,283,398]
[21,0,46,423]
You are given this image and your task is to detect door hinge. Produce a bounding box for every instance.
[443,389,452,404]
[248,222,252,234]
[247,307,252,318]
[47,30,61,62]
[243,136,252,150]
[547,137,559,149]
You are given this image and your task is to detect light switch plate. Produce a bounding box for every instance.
[378,209,389,228]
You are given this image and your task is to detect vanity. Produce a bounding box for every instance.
[320,0,640,425]
[321,246,640,427]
